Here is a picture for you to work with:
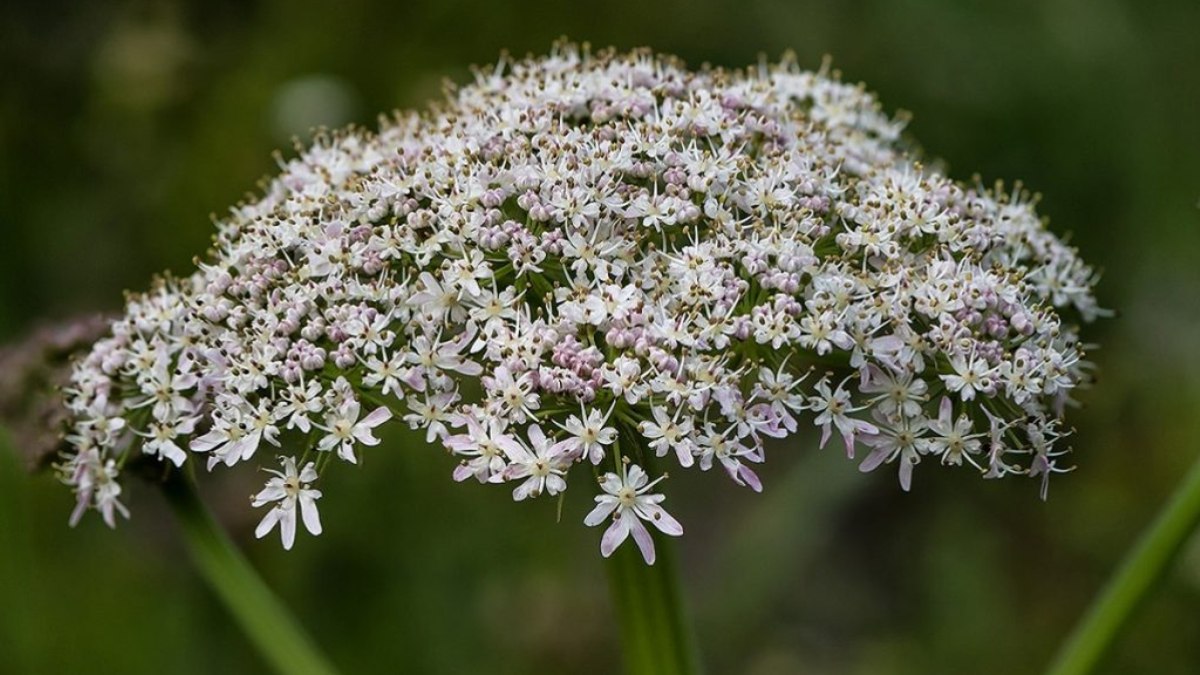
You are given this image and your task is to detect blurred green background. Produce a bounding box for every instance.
[2,0,1198,673]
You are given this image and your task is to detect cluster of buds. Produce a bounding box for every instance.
[57,44,1102,562]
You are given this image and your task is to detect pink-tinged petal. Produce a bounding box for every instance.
[856,419,880,437]
[453,360,483,376]
[547,439,575,461]
[299,493,322,536]
[425,425,445,444]
[100,500,121,528]
[452,463,474,482]
[337,442,358,464]
[361,406,393,428]
[758,421,788,439]
[401,369,427,391]
[870,335,904,357]
[899,457,914,492]
[859,447,892,473]
[739,464,763,493]
[255,507,281,539]
[585,499,618,527]
[353,427,382,446]
[503,463,532,481]
[176,416,199,435]
[545,474,566,495]
[189,429,226,453]
[674,443,695,468]
[512,477,538,502]
[842,432,856,459]
[600,516,631,558]
[625,464,648,489]
[639,504,683,536]
[494,435,525,460]
[938,396,953,425]
[818,424,832,449]
[598,472,623,494]
[527,424,547,450]
[501,441,533,464]
[69,495,88,528]
[629,517,656,565]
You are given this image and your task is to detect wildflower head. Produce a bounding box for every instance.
[56,43,1102,563]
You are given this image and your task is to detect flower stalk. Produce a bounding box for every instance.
[161,471,339,675]
[605,513,700,675]
[1047,451,1200,675]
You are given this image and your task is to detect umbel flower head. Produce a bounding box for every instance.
[58,43,1103,562]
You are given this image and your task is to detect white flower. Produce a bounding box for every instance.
[500,424,572,501]
[694,423,764,492]
[363,351,410,398]
[483,366,540,423]
[444,417,520,483]
[602,356,648,404]
[191,402,280,470]
[407,327,482,379]
[921,397,984,467]
[560,404,618,465]
[585,464,683,565]
[858,412,929,491]
[189,417,252,469]
[130,347,197,421]
[277,380,324,433]
[402,392,457,443]
[317,399,393,463]
[65,448,128,528]
[808,377,878,458]
[57,44,1103,550]
[859,366,927,419]
[252,457,323,551]
[138,416,198,466]
[942,354,996,402]
[639,407,695,468]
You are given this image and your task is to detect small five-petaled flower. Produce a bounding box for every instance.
[586,463,683,565]
[252,457,323,550]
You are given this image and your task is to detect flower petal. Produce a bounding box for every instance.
[629,517,656,565]
[255,506,281,540]
[600,514,631,558]
[299,492,323,536]
[280,506,297,550]
[584,499,618,527]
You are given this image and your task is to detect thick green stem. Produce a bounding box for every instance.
[1047,452,1200,675]
[602,444,700,675]
[605,528,700,675]
[161,473,339,675]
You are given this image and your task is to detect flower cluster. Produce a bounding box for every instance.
[57,44,1102,562]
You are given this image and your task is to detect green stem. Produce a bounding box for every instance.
[603,454,700,675]
[161,473,340,675]
[1047,452,1200,675]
